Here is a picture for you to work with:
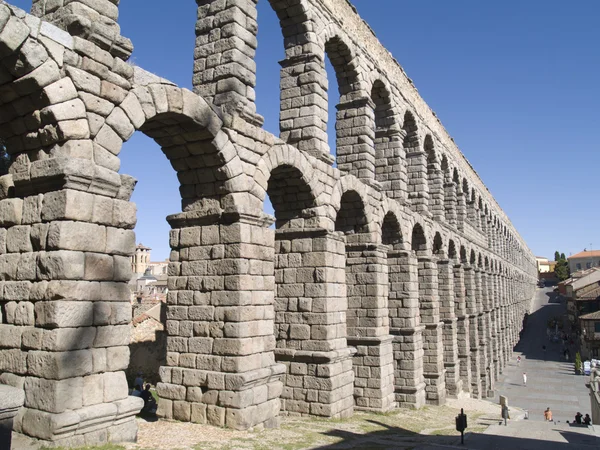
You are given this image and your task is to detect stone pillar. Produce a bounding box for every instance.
[437,254,462,397]
[158,212,285,430]
[0,170,144,446]
[456,191,466,231]
[387,249,426,408]
[273,229,354,419]
[0,385,24,450]
[491,272,502,377]
[474,268,489,397]
[278,54,331,163]
[453,262,471,394]
[428,162,444,222]
[407,150,430,215]
[194,0,261,124]
[418,255,446,405]
[464,265,482,398]
[345,243,395,412]
[481,270,495,397]
[375,128,408,202]
[444,181,457,226]
[336,98,377,183]
[500,274,510,365]
[480,212,488,241]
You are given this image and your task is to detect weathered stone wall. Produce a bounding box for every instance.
[0,0,537,445]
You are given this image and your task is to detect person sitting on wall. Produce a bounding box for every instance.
[132,385,143,397]
[575,412,583,424]
[583,414,591,426]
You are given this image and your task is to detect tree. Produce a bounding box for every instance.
[554,251,570,281]
[554,251,560,262]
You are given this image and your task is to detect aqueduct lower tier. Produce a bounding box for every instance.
[0,0,536,446]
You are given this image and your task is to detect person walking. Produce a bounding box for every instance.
[522,372,527,386]
[544,407,552,421]
[517,355,521,366]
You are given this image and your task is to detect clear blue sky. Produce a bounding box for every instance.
[10,1,600,262]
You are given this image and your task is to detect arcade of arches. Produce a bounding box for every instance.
[0,0,536,446]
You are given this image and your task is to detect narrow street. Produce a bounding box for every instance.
[492,286,591,422]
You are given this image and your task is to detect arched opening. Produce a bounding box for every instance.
[411,223,427,254]
[266,164,316,229]
[123,109,238,399]
[335,190,369,235]
[382,211,404,250]
[433,232,443,254]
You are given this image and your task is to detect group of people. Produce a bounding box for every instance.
[573,412,592,426]
[544,408,591,425]
[132,372,158,413]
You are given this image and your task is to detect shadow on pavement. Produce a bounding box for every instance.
[310,419,600,449]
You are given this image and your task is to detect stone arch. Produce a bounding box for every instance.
[331,175,375,234]
[433,232,443,254]
[320,30,375,179]
[448,239,458,260]
[130,87,247,212]
[460,245,468,263]
[263,164,318,229]
[266,0,313,55]
[382,211,404,250]
[411,223,428,253]
[255,144,323,228]
[335,189,369,235]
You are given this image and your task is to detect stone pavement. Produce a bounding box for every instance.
[458,421,600,449]
[492,286,591,423]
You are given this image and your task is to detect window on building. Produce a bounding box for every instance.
[576,263,582,270]
[586,262,592,269]
[595,322,600,333]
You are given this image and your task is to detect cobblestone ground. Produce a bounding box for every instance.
[13,397,506,449]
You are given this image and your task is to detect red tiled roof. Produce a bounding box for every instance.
[569,250,600,259]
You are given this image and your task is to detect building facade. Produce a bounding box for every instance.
[0,0,537,445]
[569,250,600,273]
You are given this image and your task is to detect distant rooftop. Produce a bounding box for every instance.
[569,250,600,259]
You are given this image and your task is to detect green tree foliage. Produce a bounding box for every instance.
[575,352,582,374]
[554,251,560,262]
[554,250,570,281]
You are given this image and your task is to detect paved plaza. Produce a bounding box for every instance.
[493,286,592,422]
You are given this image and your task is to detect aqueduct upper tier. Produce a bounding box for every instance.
[0,0,536,445]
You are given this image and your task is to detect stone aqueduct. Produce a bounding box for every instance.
[0,0,537,445]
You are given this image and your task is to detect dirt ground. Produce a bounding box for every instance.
[15,397,514,450]
[124,397,508,450]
